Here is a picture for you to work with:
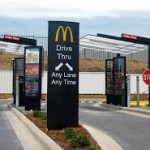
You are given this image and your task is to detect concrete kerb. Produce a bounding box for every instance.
[8,102,124,150]
[79,99,106,103]
[122,107,150,115]
[8,103,63,150]
[98,102,150,115]
[99,103,122,111]
[83,125,123,150]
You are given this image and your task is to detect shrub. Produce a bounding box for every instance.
[78,134,90,147]
[64,127,76,139]
[33,110,47,120]
[70,136,80,148]
[86,146,97,150]
[39,112,47,120]
[70,134,90,148]
[33,110,40,117]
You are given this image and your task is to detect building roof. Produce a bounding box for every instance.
[80,34,148,55]
[0,40,28,54]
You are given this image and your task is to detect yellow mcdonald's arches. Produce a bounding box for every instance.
[55,26,74,42]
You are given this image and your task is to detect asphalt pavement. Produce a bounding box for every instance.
[79,103,150,150]
[1,99,150,150]
[0,100,23,150]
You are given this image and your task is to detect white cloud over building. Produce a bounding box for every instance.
[0,0,150,18]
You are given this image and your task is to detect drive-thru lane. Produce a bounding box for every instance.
[79,103,150,150]
[0,100,23,150]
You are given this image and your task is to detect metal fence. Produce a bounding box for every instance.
[79,48,148,62]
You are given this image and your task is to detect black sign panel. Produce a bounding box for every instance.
[121,33,150,45]
[106,59,113,95]
[3,35,36,46]
[13,58,24,106]
[24,46,43,110]
[113,56,127,106]
[15,58,24,77]
[12,59,15,103]
[113,57,126,95]
[47,21,79,129]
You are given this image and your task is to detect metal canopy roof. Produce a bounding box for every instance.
[80,34,148,55]
[0,40,29,54]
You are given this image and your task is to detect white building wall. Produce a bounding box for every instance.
[129,74,148,94]
[0,70,13,93]
[0,71,148,94]
[79,72,105,94]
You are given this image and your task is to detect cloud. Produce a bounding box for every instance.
[0,0,150,18]
[139,21,150,25]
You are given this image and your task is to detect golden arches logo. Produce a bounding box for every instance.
[55,26,74,43]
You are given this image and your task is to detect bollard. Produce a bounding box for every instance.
[136,76,140,107]
[127,75,130,107]
[16,77,19,107]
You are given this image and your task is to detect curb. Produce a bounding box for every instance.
[79,99,105,104]
[80,101,100,103]
[9,104,63,150]
[9,102,123,150]
[83,125,123,150]
[99,103,122,110]
[99,102,150,115]
[122,107,150,115]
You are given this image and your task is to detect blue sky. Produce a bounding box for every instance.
[0,0,150,38]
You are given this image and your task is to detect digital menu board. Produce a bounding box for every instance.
[106,60,113,95]
[25,64,39,76]
[113,57,126,95]
[25,48,40,95]
[25,76,39,94]
[15,58,24,77]
[26,49,39,64]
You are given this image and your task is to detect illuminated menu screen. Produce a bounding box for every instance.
[25,48,40,95]
[106,60,113,95]
[15,58,24,77]
[113,57,126,95]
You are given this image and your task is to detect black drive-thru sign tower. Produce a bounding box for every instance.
[47,21,79,130]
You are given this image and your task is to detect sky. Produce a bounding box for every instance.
[0,0,150,38]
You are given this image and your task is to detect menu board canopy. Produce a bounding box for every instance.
[3,35,36,46]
